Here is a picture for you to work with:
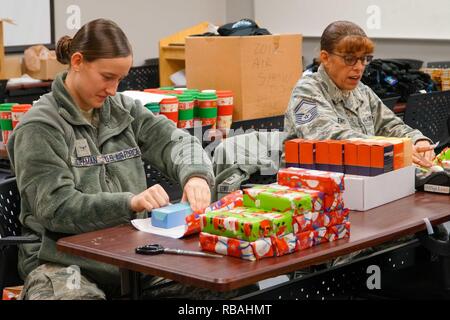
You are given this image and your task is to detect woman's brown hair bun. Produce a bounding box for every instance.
[56,35,72,65]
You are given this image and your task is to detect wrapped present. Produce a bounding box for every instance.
[272,233,299,257]
[183,190,244,237]
[199,232,299,260]
[243,184,313,214]
[314,222,351,245]
[2,286,22,300]
[205,190,244,213]
[199,232,274,261]
[199,222,350,261]
[291,187,344,212]
[201,207,293,242]
[243,184,344,213]
[434,147,450,163]
[327,222,351,242]
[278,167,345,194]
[297,229,317,250]
[151,203,192,229]
[292,209,349,233]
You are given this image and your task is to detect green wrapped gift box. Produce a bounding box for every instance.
[201,207,293,242]
[243,184,316,214]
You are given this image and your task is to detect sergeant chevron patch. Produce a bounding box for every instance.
[294,99,318,125]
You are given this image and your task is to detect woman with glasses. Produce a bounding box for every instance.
[285,20,435,167]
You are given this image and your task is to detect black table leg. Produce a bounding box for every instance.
[120,269,142,300]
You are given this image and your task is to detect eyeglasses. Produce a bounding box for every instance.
[330,53,374,66]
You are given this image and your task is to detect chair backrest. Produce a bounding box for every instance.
[0,80,7,103]
[381,96,400,111]
[230,115,285,134]
[118,60,160,92]
[0,177,21,238]
[185,124,213,149]
[0,177,22,294]
[427,61,450,69]
[144,164,183,202]
[404,91,450,149]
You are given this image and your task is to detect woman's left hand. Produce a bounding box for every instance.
[413,140,435,168]
[181,177,211,212]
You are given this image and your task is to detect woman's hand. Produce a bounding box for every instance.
[412,140,435,168]
[130,184,170,212]
[181,177,211,212]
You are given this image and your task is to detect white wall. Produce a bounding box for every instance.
[53,0,227,66]
[255,0,450,40]
[226,0,254,23]
[9,0,450,68]
[303,38,450,67]
[247,0,450,67]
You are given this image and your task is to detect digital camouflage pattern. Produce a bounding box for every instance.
[285,65,430,144]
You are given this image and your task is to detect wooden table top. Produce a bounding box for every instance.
[57,192,450,292]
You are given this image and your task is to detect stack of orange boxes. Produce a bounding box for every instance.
[285,137,411,176]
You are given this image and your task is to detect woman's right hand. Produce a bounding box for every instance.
[130,184,170,212]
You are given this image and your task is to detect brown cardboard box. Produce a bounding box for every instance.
[0,18,16,79]
[1,55,22,79]
[185,34,302,120]
[23,57,67,80]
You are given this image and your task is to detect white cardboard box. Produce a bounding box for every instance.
[343,166,416,211]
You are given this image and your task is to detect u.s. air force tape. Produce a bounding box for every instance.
[71,147,142,167]
[294,99,318,125]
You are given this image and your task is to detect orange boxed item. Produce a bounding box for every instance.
[328,140,345,173]
[315,140,329,171]
[371,136,408,169]
[370,143,394,176]
[185,34,302,120]
[344,141,359,175]
[357,143,371,176]
[285,138,302,167]
[298,140,316,170]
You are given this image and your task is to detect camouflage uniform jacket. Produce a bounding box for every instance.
[284,64,430,144]
[7,72,214,287]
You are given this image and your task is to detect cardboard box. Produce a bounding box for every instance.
[343,166,415,211]
[0,18,15,79]
[23,57,67,80]
[185,34,302,120]
[1,55,22,79]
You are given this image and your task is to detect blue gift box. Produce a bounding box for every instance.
[151,203,193,229]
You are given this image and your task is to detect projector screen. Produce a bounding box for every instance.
[255,0,450,40]
[1,0,54,52]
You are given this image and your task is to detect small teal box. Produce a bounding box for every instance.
[151,203,193,229]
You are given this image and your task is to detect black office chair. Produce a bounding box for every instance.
[404,91,450,152]
[143,124,215,201]
[427,61,450,69]
[143,164,183,202]
[0,178,39,297]
[381,96,400,111]
[0,80,7,104]
[118,60,160,92]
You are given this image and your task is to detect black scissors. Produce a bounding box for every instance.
[135,244,223,258]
